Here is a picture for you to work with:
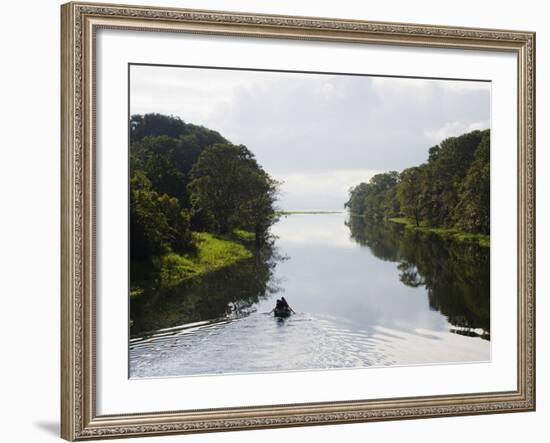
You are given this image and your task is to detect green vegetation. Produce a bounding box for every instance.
[387,217,490,248]
[153,233,253,289]
[346,129,490,243]
[188,143,279,246]
[130,113,279,296]
[232,229,256,241]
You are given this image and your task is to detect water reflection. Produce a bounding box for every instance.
[347,216,490,339]
[130,246,280,338]
[130,213,490,377]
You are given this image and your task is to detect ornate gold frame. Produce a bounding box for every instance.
[61,2,536,440]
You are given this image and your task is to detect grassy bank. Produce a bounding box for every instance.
[387,217,490,248]
[232,229,255,241]
[152,232,253,289]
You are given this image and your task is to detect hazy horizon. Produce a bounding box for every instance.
[131,66,490,210]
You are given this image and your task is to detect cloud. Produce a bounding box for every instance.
[423,119,491,143]
[131,66,490,209]
[274,169,380,210]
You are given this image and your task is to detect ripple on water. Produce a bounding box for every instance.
[129,311,490,378]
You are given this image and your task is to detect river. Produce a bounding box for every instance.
[130,213,490,378]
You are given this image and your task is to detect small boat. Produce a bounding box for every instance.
[273,306,293,318]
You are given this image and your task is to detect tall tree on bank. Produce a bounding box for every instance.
[345,172,400,221]
[188,143,279,245]
[396,166,428,227]
[422,130,486,226]
[453,131,490,234]
[130,171,192,260]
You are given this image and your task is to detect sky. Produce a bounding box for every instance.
[130,65,490,210]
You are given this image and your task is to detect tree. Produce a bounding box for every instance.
[396,166,427,226]
[130,171,193,261]
[345,172,399,221]
[347,129,490,235]
[131,136,186,203]
[423,130,485,226]
[453,132,490,234]
[130,171,167,260]
[130,113,225,147]
[345,182,370,215]
[130,114,228,210]
[238,172,280,247]
[188,143,279,243]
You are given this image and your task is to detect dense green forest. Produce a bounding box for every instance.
[345,129,490,243]
[130,113,279,297]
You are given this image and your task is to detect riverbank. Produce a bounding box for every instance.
[387,217,490,248]
[130,232,254,296]
[156,232,253,288]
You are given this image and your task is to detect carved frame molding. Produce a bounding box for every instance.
[61,2,535,440]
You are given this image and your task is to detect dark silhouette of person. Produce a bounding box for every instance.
[275,299,283,310]
[280,297,290,309]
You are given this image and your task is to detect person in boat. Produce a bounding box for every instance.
[279,297,295,314]
[271,297,295,316]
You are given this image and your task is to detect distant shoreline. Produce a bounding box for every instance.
[276,210,343,215]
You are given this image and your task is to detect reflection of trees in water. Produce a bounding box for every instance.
[347,216,490,338]
[397,262,425,287]
[131,245,280,337]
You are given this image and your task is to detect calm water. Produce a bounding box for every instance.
[130,213,490,378]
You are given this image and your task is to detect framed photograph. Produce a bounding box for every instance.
[61,2,536,440]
